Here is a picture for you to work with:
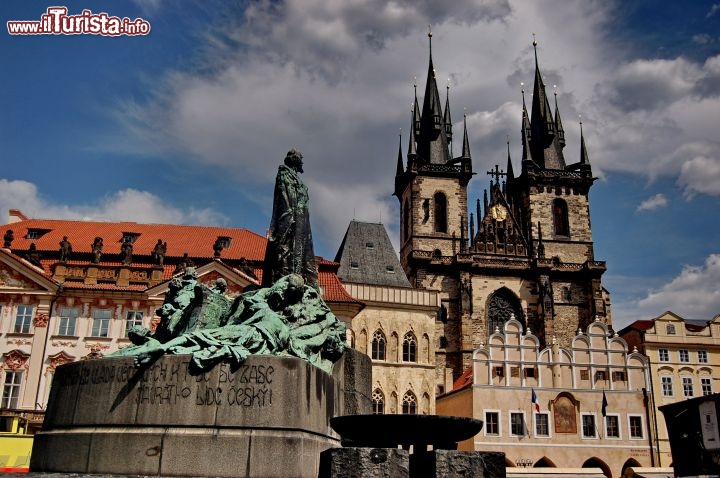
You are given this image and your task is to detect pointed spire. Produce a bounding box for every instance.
[579,117,590,165]
[408,105,417,159]
[476,198,481,230]
[506,137,515,180]
[413,81,421,135]
[554,86,565,147]
[521,83,532,161]
[460,215,467,253]
[461,114,471,159]
[396,129,404,176]
[417,27,450,164]
[483,189,488,216]
[444,82,453,140]
[531,36,555,136]
[529,36,566,169]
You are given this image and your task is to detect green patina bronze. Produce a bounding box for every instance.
[111,149,346,373]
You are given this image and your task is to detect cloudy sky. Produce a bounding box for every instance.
[2,0,719,329]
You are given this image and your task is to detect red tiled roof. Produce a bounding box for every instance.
[452,367,473,391]
[3,216,360,304]
[319,271,361,304]
[626,320,654,331]
[4,218,267,260]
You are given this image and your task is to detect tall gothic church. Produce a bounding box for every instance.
[394,34,611,389]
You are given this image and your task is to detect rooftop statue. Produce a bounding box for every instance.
[112,150,346,373]
[59,236,72,263]
[91,237,103,264]
[262,149,319,290]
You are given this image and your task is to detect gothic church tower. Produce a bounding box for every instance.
[394,36,610,391]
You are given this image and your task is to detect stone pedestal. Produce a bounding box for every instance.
[411,450,506,478]
[31,350,371,478]
[319,447,410,478]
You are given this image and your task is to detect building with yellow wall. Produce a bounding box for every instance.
[619,311,720,467]
[437,318,655,477]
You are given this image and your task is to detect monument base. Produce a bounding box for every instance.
[31,351,371,478]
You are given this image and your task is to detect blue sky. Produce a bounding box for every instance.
[2,0,719,329]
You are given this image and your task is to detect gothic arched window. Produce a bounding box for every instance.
[402,332,417,363]
[553,199,569,237]
[434,192,447,233]
[371,330,386,360]
[403,199,410,243]
[487,288,524,335]
[402,391,417,414]
[372,388,385,414]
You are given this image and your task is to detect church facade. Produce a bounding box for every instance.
[394,36,611,391]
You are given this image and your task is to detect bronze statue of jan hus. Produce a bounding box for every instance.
[262,149,318,290]
[112,150,346,373]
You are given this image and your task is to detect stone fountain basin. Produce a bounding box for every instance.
[330,414,483,451]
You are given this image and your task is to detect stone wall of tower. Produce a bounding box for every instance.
[528,186,593,259]
[408,176,468,252]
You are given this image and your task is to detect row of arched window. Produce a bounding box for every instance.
[371,330,417,362]
[372,388,421,415]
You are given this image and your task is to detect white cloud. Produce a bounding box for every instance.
[306,179,396,255]
[707,4,720,18]
[636,193,668,212]
[638,254,720,319]
[678,156,720,197]
[610,254,720,329]
[0,179,227,226]
[110,0,720,246]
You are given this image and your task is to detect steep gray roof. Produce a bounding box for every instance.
[334,221,411,288]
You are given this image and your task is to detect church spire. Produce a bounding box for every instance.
[417,27,451,165]
[521,84,532,162]
[528,36,566,170]
[408,104,417,161]
[506,138,515,180]
[579,118,590,166]
[461,114,471,160]
[413,82,421,135]
[444,82,453,142]
[554,86,565,147]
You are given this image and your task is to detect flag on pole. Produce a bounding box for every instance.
[531,388,540,413]
[601,390,608,417]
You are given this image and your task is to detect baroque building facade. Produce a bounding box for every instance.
[619,311,720,467]
[394,36,611,391]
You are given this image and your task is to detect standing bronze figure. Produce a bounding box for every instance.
[262,149,318,290]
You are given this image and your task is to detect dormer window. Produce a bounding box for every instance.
[122,233,140,244]
[350,261,359,269]
[215,236,232,249]
[365,242,374,249]
[26,229,51,240]
[386,266,395,273]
